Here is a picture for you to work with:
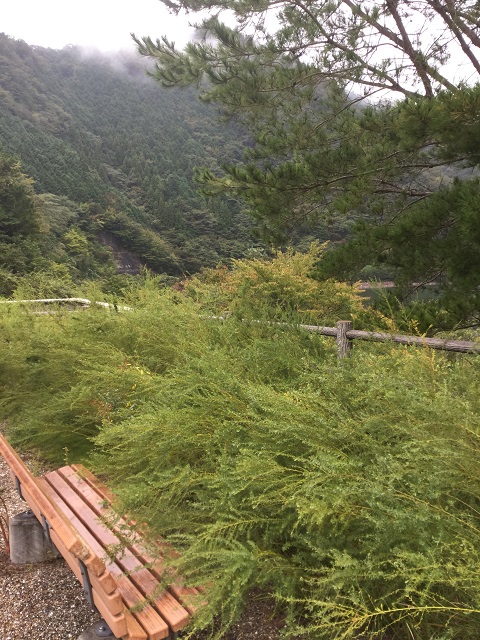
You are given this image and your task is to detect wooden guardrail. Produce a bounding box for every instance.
[1,299,478,359]
[301,321,480,359]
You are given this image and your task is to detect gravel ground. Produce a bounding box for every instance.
[0,447,285,640]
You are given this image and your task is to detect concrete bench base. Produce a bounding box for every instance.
[9,509,60,564]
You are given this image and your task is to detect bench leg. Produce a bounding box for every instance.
[78,620,115,639]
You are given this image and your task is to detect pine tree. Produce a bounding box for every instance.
[133,1,480,329]
[0,150,41,238]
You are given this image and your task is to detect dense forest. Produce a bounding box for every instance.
[0,33,266,294]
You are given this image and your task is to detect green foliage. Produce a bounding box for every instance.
[102,209,181,274]
[92,343,480,639]
[0,34,258,276]
[396,87,480,166]
[0,281,203,458]
[12,264,81,299]
[0,149,48,293]
[1,257,480,638]
[0,148,120,296]
[184,243,388,328]
[0,151,41,238]
[319,177,480,333]
[135,3,480,330]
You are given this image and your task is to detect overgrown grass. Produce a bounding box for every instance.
[1,267,480,639]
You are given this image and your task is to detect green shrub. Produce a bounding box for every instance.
[0,284,208,460]
[1,260,479,639]
[92,330,480,639]
[183,243,390,329]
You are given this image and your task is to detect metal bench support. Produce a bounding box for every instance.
[78,558,95,609]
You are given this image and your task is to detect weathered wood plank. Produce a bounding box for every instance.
[121,611,149,640]
[57,467,190,632]
[37,478,121,602]
[131,545,202,616]
[47,527,128,637]
[345,329,480,353]
[44,471,171,640]
[72,464,116,503]
[72,465,202,615]
[297,324,480,354]
[336,321,353,359]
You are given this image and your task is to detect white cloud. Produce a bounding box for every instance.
[2,0,195,51]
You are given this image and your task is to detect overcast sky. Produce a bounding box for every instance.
[2,1,474,93]
[2,0,196,52]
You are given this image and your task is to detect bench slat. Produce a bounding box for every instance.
[37,478,124,611]
[44,470,170,640]
[72,464,202,615]
[47,526,129,638]
[112,546,191,632]
[122,611,149,640]
[58,466,191,632]
[72,463,116,502]
[72,465,202,615]
[131,545,202,617]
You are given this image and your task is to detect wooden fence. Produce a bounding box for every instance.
[2,299,479,359]
[302,320,480,359]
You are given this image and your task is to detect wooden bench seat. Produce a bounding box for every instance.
[0,434,200,640]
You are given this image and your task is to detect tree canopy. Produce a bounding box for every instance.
[139,1,480,99]
[0,150,44,292]
[135,0,480,331]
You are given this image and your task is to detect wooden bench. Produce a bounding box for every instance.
[0,434,201,640]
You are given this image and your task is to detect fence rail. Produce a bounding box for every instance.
[0,297,132,311]
[1,299,478,358]
[302,320,480,358]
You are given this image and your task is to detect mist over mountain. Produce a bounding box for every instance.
[0,33,259,283]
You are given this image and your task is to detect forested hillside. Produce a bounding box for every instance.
[0,33,261,289]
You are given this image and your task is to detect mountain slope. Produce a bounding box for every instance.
[0,33,258,275]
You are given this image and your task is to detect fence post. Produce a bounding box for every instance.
[336,321,353,359]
